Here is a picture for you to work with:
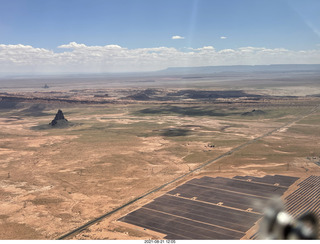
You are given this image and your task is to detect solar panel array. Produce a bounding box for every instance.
[250,175,320,240]
[119,175,299,240]
[285,175,320,218]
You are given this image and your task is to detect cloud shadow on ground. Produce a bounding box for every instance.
[160,128,192,137]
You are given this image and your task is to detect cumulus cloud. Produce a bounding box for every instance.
[172,35,185,40]
[0,42,320,74]
[58,42,122,50]
[58,42,87,49]
[198,46,215,50]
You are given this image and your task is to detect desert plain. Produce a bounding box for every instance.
[0,68,320,239]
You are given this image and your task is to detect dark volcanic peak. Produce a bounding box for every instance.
[49,109,68,127]
[54,109,66,120]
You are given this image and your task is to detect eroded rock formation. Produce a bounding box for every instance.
[49,109,68,126]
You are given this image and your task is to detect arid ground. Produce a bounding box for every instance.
[0,71,320,239]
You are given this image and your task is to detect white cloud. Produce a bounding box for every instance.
[58,42,87,49]
[198,46,215,50]
[172,35,185,40]
[0,42,320,74]
[220,36,227,39]
[58,42,122,50]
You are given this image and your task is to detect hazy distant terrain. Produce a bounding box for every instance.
[0,65,319,239]
[1,64,320,93]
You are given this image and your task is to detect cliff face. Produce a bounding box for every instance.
[49,109,68,127]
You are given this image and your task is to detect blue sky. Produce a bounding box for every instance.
[0,0,319,73]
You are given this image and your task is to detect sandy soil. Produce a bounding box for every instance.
[0,85,319,240]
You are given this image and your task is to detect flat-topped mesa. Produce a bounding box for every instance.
[49,109,68,126]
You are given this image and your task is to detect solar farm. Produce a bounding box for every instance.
[119,174,305,240]
[285,175,320,218]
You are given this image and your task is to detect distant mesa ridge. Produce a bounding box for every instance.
[49,109,68,126]
[1,64,319,79]
[160,64,320,75]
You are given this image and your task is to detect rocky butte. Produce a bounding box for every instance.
[49,109,69,127]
